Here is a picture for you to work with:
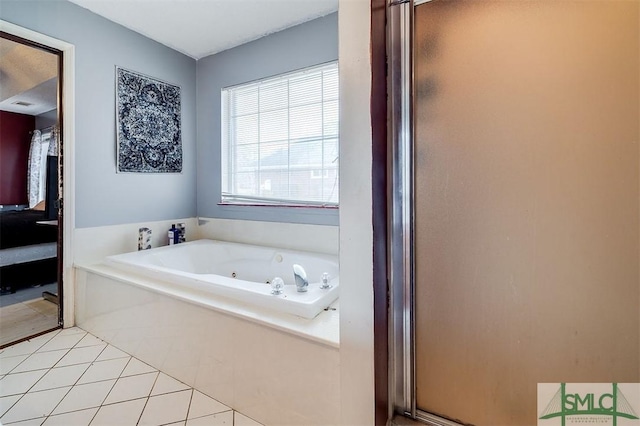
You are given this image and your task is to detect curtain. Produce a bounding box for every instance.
[27,129,52,208]
[47,126,58,156]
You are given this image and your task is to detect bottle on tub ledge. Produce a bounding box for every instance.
[177,223,186,243]
[138,227,152,250]
[168,224,178,245]
[168,223,186,245]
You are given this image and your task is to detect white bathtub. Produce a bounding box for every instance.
[104,239,339,319]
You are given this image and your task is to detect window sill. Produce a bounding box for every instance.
[218,202,338,210]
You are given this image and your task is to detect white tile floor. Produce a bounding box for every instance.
[0,328,263,426]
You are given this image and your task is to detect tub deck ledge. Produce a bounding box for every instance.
[76,262,340,349]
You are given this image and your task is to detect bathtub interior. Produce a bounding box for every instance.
[104,239,340,319]
[152,241,336,286]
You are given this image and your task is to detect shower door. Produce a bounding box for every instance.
[390,1,640,424]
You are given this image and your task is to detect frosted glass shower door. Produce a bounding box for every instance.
[412,1,639,424]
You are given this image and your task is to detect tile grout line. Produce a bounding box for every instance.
[0,330,73,423]
[35,376,78,422]
[1,385,73,425]
[52,347,117,369]
[1,328,62,367]
[2,329,263,426]
[69,340,129,422]
[236,410,263,426]
[71,339,114,385]
[86,393,103,426]
[33,331,111,424]
[186,387,195,423]
[51,373,120,422]
[0,397,20,421]
[82,347,130,425]
[185,388,234,422]
[99,382,156,408]
[98,358,159,409]
[6,363,93,394]
[191,408,234,422]
[0,330,70,423]
[125,351,167,426]
[134,371,161,426]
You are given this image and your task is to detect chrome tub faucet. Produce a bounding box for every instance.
[292,264,309,292]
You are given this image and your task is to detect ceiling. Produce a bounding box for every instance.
[0,37,58,115]
[0,0,337,116]
[68,0,339,59]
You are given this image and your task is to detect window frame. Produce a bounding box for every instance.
[220,61,339,209]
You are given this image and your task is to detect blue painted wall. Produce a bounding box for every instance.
[1,0,197,228]
[1,3,337,228]
[196,13,339,226]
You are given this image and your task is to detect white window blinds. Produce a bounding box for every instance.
[221,62,339,206]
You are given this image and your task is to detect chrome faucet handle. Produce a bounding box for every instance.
[271,277,285,295]
[320,272,332,289]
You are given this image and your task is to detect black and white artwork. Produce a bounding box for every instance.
[116,67,182,173]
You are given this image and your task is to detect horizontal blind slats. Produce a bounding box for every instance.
[222,62,339,205]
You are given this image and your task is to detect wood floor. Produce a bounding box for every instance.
[0,283,59,347]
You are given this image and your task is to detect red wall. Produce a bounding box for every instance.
[0,111,34,205]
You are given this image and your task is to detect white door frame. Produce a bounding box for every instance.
[1,20,76,328]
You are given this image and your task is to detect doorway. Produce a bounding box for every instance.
[388,1,639,424]
[0,31,64,347]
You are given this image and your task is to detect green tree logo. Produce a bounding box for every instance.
[540,383,639,426]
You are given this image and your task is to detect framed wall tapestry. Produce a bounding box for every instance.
[116,67,182,173]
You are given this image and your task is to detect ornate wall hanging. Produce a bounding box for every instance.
[116,67,182,173]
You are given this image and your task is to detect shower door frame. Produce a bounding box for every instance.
[387,1,640,423]
[387,1,464,425]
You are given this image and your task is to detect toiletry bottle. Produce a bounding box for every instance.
[168,224,176,245]
[139,227,152,250]
[177,223,186,243]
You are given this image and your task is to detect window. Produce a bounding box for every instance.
[221,62,339,207]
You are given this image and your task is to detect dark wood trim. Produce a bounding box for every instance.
[0,325,61,350]
[371,0,390,424]
[0,31,61,56]
[56,45,64,327]
[0,30,65,332]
